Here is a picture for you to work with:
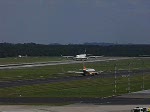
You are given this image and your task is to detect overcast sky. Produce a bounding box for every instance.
[0,0,150,44]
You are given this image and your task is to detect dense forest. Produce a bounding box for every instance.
[0,43,150,58]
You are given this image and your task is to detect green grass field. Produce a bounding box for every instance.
[0,57,150,81]
[0,57,150,100]
[0,74,149,98]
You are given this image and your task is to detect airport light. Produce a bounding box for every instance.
[61,63,65,73]
[142,66,145,90]
[138,58,145,90]
[114,64,117,94]
[128,63,131,93]
[141,59,145,90]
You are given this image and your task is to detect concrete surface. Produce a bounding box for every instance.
[118,89,150,98]
[0,104,149,112]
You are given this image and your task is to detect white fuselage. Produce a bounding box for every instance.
[83,68,97,75]
[74,54,88,61]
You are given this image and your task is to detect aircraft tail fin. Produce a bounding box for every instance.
[83,66,86,70]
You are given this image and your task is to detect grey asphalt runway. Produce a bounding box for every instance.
[0,96,150,105]
[0,57,131,69]
[0,105,149,112]
[0,69,149,88]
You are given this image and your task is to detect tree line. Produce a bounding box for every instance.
[0,43,150,58]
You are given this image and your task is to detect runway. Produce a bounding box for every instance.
[0,69,149,88]
[0,93,150,105]
[0,57,131,69]
[0,105,149,112]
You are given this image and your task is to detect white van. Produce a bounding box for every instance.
[132,107,150,112]
[132,107,144,112]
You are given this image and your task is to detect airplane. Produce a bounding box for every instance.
[62,54,103,61]
[82,65,98,76]
[62,49,103,61]
[88,55,104,58]
[74,54,88,61]
[67,61,103,76]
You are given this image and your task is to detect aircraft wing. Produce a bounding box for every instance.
[89,55,104,58]
[62,56,74,58]
[67,71,83,74]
